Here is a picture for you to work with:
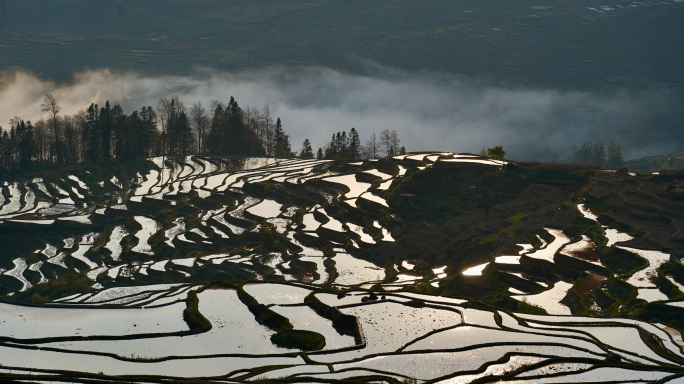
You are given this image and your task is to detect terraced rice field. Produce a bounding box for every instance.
[0,153,682,382]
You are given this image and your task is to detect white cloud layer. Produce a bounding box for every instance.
[0,66,679,160]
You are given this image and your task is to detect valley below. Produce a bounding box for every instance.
[0,153,683,383]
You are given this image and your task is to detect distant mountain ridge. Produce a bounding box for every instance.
[0,0,682,93]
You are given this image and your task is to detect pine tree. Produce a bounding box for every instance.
[300,139,314,159]
[100,101,112,161]
[176,110,194,155]
[273,118,291,158]
[140,106,158,158]
[348,128,360,160]
[84,103,100,163]
[17,121,34,172]
[207,103,225,154]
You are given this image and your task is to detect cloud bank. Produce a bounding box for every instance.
[0,66,680,161]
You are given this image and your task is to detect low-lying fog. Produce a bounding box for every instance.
[0,66,680,161]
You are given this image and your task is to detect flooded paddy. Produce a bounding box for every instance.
[512,281,573,315]
[0,301,187,339]
[243,283,312,305]
[1,154,682,382]
[333,252,385,285]
[43,289,291,357]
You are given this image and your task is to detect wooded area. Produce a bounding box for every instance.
[0,94,406,177]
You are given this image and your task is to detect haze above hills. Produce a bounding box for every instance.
[0,0,682,160]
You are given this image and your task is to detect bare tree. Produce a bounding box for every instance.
[40,93,61,165]
[72,110,87,163]
[379,129,400,157]
[189,102,209,154]
[389,130,400,157]
[157,96,185,155]
[261,104,274,156]
[364,133,379,159]
[379,129,391,157]
[210,99,223,111]
[33,119,50,164]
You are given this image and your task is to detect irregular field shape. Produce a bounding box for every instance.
[32,178,53,197]
[637,288,669,302]
[258,364,331,379]
[333,346,597,381]
[498,312,601,342]
[266,218,289,233]
[393,292,467,305]
[376,179,394,190]
[307,369,405,381]
[246,199,282,218]
[104,226,128,261]
[44,289,292,358]
[440,158,506,166]
[516,313,684,357]
[514,362,595,378]
[525,228,570,262]
[4,258,31,292]
[346,222,375,244]
[440,355,550,384]
[40,244,58,258]
[243,283,312,305]
[82,284,181,304]
[18,187,36,212]
[314,292,368,307]
[0,345,302,378]
[605,228,634,247]
[460,308,500,328]
[495,255,521,264]
[0,183,22,215]
[164,218,186,247]
[133,169,159,197]
[27,261,48,284]
[512,281,573,315]
[620,247,670,288]
[359,191,389,207]
[313,301,462,362]
[323,174,371,199]
[508,367,674,383]
[333,252,385,285]
[561,235,597,258]
[132,216,158,255]
[299,255,328,283]
[143,285,200,307]
[270,305,356,350]
[69,245,98,269]
[320,212,345,232]
[562,325,676,364]
[462,262,489,276]
[0,301,187,339]
[58,214,92,224]
[373,220,395,241]
[362,169,393,180]
[47,252,68,269]
[301,212,321,231]
[405,325,605,355]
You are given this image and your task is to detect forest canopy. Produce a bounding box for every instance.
[0,94,405,177]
